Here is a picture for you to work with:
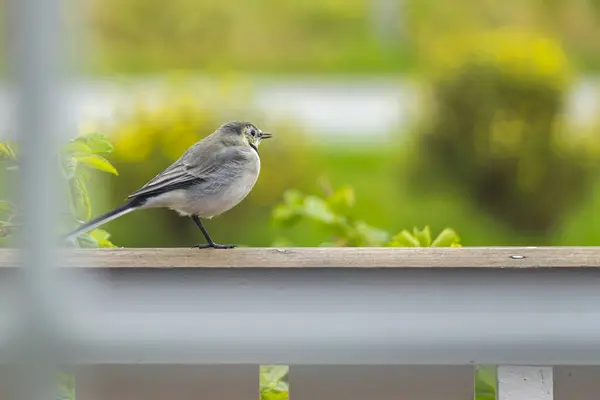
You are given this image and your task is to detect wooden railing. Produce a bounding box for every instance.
[1,246,600,400]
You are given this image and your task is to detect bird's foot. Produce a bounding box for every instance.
[191,243,236,249]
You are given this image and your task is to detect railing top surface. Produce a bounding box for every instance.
[1,246,600,365]
[1,246,600,268]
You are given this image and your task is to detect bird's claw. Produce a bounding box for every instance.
[191,243,236,249]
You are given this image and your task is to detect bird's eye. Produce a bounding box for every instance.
[249,128,256,137]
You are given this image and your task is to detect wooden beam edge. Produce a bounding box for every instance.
[0,247,600,268]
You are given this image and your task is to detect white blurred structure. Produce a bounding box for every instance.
[0,76,597,143]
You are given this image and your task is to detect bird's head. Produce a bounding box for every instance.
[218,121,272,152]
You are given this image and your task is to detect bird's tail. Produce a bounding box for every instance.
[62,197,144,243]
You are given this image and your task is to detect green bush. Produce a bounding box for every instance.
[272,184,461,247]
[0,133,119,248]
[412,29,597,234]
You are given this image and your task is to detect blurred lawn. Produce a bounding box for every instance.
[84,0,415,75]
[0,0,588,75]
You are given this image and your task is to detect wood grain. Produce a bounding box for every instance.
[0,247,600,268]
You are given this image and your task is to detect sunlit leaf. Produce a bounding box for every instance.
[90,229,116,248]
[282,189,304,207]
[63,140,92,156]
[260,390,289,400]
[475,367,497,400]
[60,156,78,180]
[260,365,288,386]
[412,226,432,247]
[303,196,337,224]
[354,220,389,246]
[0,142,16,160]
[271,204,300,225]
[90,229,110,242]
[69,178,92,220]
[431,228,461,247]
[75,154,118,175]
[76,233,98,248]
[388,230,420,247]
[326,185,355,214]
[98,239,117,248]
[81,132,114,154]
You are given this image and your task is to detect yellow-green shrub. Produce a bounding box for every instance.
[412,28,597,234]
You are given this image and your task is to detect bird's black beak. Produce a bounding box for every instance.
[261,132,273,139]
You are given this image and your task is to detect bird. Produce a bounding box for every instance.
[63,120,272,249]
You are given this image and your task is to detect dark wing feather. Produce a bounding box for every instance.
[127,141,254,201]
[127,142,219,200]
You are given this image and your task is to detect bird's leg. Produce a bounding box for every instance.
[190,215,236,249]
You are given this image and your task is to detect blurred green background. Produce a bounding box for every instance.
[56,0,600,248]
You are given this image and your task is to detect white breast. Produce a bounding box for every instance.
[204,153,260,217]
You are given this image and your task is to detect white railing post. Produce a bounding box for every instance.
[498,366,553,400]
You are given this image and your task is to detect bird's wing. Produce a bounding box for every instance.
[127,145,252,200]
[127,143,219,200]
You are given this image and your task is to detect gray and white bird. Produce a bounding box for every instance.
[63,121,272,249]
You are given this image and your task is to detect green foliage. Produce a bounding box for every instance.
[475,366,497,400]
[388,225,461,247]
[260,366,289,400]
[0,132,119,248]
[413,29,597,234]
[272,184,461,248]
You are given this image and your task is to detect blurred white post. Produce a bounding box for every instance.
[5,0,67,398]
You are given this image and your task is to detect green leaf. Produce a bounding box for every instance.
[260,365,288,386]
[0,201,13,214]
[69,177,92,220]
[63,140,92,156]
[76,233,99,248]
[98,239,117,248]
[90,228,111,242]
[475,365,497,388]
[475,366,497,400]
[82,132,114,154]
[260,365,289,400]
[353,220,390,246]
[281,189,304,207]
[57,372,75,400]
[388,230,421,247]
[431,228,461,247]
[326,185,355,214]
[60,156,78,180]
[75,154,118,175]
[90,228,116,248]
[412,226,432,247]
[263,391,288,400]
[261,390,289,400]
[303,196,338,224]
[0,142,16,160]
[271,204,301,226]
